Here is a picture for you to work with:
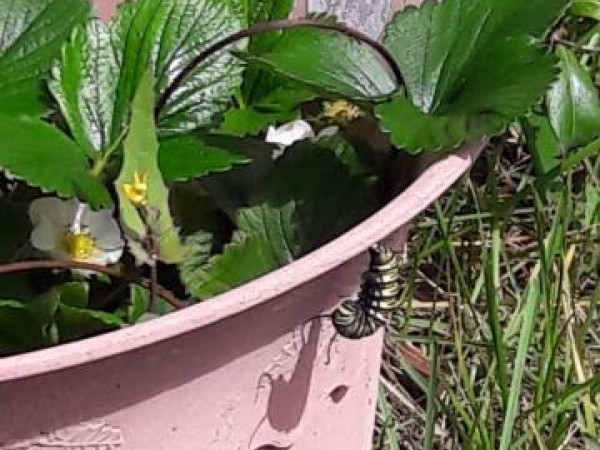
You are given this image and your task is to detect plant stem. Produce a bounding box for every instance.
[91,127,129,177]
[155,18,404,117]
[0,259,186,310]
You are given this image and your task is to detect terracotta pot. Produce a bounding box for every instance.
[0,1,483,449]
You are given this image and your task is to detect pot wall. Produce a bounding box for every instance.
[0,2,482,450]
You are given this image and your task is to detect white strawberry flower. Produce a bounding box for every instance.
[265,119,315,149]
[29,197,124,265]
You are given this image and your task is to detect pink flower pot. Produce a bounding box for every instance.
[0,1,484,449]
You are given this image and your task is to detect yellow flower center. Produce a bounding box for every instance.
[323,100,364,125]
[122,171,148,206]
[61,231,97,261]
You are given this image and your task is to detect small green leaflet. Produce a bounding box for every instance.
[522,114,561,176]
[547,46,600,150]
[184,232,281,299]
[221,85,317,136]
[115,71,186,264]
[158,134,250,182]
[569,0,600,20]
[220,108,299,136]
[0,0,91,117]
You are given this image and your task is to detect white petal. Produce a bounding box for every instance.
[265,120,315,148]
[315,125,340,140]
[87,208,124,251]
[29,198,77,252]
[90,246,123,265]
[29,197,79,230]
[30,216,61,251]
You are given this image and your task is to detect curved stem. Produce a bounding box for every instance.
[155,18,404,117]
[0,259,187,310]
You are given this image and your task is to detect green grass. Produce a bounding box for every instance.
[375,136,599,449]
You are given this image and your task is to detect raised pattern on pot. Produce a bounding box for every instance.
[1,421,124,450]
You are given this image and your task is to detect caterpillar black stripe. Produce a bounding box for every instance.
[332,244,402,339]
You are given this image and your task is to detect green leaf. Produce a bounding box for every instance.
[0,0,91,117]
[109,0,167,139]
[115,71,186,264]
[547,46,600,150]
[522,114,561,176]
[126,285,149,324]
[254,142,378,252]
[199,140,277,217]
[585,183,600,229]
[237,202,297,265]
[112,0,246,136]
[56,304,122,343]
[185,232,280,299]
[49,19,119,154]
[219,108,298,136]
[378,0,565,151]
[222,85,317,136]
[241,26,397,100]
[492,0,568,40]
[184,141,378,299]
[0,295,59,356]
[376,93,506,153]
[241,0,295,105]
[179,230,214,295]
[158,134,250,182]
[123,285,176,322]
[245,0,293,25]
[570,0,600,20]
[253,86,318,111]
[54,282,90,308]
[316,133,370,176]
[385,0,565,112]
[0,115,111,207]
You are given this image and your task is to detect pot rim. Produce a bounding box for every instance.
[0,141,484,382]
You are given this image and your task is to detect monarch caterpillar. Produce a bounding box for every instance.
[332,244,402,339]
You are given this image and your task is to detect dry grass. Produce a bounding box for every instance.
[374,133,600,450]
